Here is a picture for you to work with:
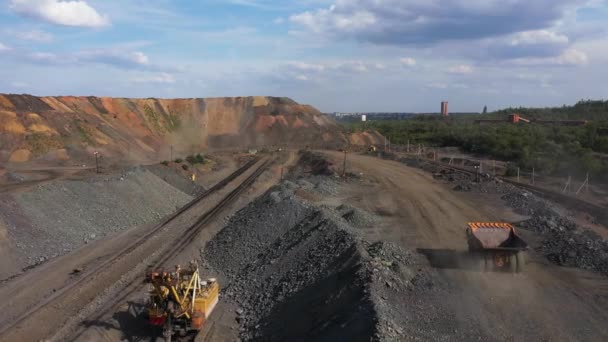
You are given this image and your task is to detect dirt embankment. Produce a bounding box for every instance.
[0,166,196,279]
[0,94,379,165]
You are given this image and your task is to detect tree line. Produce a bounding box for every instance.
[347,101,608,181]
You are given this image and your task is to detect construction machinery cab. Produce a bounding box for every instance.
[146,262,219,342]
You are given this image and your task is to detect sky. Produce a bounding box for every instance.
[0,0,607,112]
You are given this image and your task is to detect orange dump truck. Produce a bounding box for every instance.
[466,222,527,272]
[146,263,219,342]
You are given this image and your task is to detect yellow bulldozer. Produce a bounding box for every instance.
[146,262,219,341]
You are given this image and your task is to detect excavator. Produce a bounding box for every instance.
[145,262,219,341]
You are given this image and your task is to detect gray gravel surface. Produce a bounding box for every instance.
[501,191,608,275]
[0,166,193,273]
[202,177,493,341]
[145,164,205,196]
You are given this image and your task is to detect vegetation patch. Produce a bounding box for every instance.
[25,133,63,156]
[144,104,182,134]
[186,153,205,165]
[348,100,608,181]
[74,121,96,146]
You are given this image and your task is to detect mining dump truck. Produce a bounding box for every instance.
[466,222,527,272]
[146,262,219,341]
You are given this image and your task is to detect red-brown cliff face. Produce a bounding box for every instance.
[0,94,380,164]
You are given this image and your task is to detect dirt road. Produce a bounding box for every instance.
[322,151,608,341]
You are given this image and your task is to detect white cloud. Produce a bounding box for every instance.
[448,65,474,74]
[19,48,163,71]
[16,29,54,42]
[556,49,589,65]
[0,42,11,52]
[426,83,448,89]
[11,81,29,88]
[9,0,109,28]
[130,51,149,65]
[27,51,61,63]
[273,17,284,24]
[287,61,326,72]
[511,30,569,46]
[76,50,151,67]
[400,57,416,67]
[510,49,589,66]
[290,0,583,45]
[133,72,175,84]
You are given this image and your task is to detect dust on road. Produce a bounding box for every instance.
[321,151,608,341]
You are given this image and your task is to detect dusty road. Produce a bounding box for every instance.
[322,151,608,341]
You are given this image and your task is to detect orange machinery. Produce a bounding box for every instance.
[466,222,528,272]
[146,262,219,342]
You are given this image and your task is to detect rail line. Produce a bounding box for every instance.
[0,157,261,338]
[413,157,608,226]
[66,158,272,341]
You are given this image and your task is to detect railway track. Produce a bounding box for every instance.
[421,158,608,226]
[0,157,265,341]
[65,158,272,341]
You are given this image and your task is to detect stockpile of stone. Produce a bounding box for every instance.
[502,190,608,275]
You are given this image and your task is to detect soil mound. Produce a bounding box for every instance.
[0,94,357,164]
[203,179,443,341]
[0,166,194,278]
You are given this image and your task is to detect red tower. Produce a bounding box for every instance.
[441,101,449,117]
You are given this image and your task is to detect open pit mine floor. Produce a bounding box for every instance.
[1,150,607,341]
[0,153,293,342]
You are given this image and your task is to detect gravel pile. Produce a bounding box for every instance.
[394,156,515,194]
[520,215,608,275]
[0,166,193,270]
[501,191,555,217]
[145,164,205,196]
[297,151,335,176]
[335,204,376,228]
[203,184,376,341]
[202,176,485,341]
[501,190,608,275]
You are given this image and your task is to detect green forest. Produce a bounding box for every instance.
[348,100,608,180]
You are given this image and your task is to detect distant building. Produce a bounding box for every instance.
[441,101,449,117]
[361,114,367,122]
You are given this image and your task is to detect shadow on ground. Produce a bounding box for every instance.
[80,301,161,342]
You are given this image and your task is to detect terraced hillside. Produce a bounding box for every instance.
[0,94,381,164]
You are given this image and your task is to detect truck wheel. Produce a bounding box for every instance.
[509,255,518,273]
[163,316,172,342]
[516,252,526,273]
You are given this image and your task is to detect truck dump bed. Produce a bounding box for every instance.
[467,222,527,250]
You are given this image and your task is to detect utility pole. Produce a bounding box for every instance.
[342,151,347,177]
[517,167,520,183]
[93,151,100,174]
[170,145,173,162]
[562,175,571,193]
[576,173,589,196]
[407,140,410,153]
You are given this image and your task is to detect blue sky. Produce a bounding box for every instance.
[0,0,607,112]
